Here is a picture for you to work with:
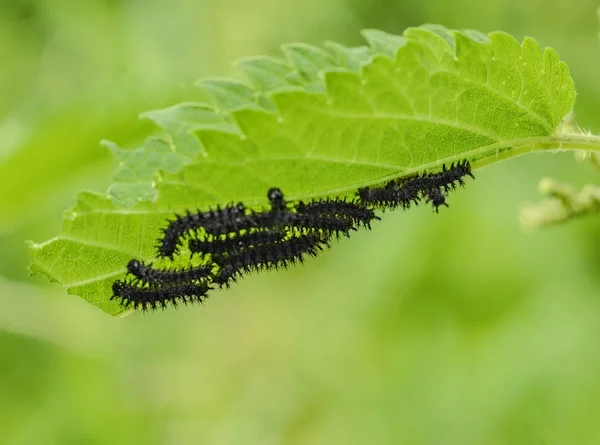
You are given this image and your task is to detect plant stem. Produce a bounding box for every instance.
[472,132,600,170]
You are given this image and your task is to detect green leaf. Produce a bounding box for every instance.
[29,24,582,316]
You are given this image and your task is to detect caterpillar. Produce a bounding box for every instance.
[111,280,212,311]
[357,159,474,211]
[294,198,380,229]
[252,210,358,237]
[357,175,423,210]
[155,202,253,259]
[211,232,330,288]
[188,229,287,257]
[126,259,213,285]
[422,159,475,192]
[155,188,295,260]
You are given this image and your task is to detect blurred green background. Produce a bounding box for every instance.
[1,0,600,443]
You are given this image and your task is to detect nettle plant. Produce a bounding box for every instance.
[28,25,600,316]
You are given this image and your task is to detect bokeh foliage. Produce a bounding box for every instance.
[1,0,599,444]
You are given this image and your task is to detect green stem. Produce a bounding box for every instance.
[550,132,600,151]
[472,132,600,170]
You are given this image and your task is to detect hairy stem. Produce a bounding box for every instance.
[472,132,600,170]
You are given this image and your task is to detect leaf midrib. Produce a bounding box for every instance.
[54,134,562,221]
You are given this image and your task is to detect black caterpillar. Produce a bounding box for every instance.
[357,160,474,211]
[211,232,330,288]
[111,280,212,311]
[156,202,252,259]
[422,159,475,192]
[188,229,286,257]
[294,198,379,229]
[126,259,213,285]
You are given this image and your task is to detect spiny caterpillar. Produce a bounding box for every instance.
[357,160,475,212]
[111,160,475,311]
[156,202,252,259]
[126,259,212,285]
[188,229,286,257]
[111,280,212,311]
[294,198,379,229]
[211,232,330,288]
